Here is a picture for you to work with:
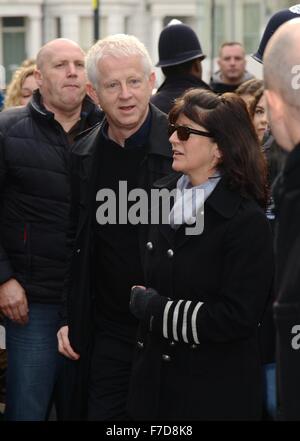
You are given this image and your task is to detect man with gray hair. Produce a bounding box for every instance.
[264,17,300,420]
[57,34,172,420]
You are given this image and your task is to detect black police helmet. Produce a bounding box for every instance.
[252,5,300,64]
[156,23,206,67]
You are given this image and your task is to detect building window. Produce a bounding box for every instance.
[213,5,225,56]
[55,18,61,38]
[2,17,26,84]
[3,17,25,27]
[243,3,260,53]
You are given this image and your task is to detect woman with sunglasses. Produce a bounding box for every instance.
[127,88,274,420]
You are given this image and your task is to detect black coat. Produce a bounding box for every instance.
[127,174,274,421]
[62,104,173,419]
[151,74,210,114]
[273,143,300,420]
[0,91,101,303]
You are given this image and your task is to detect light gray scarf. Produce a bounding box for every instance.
[169,172,221,230]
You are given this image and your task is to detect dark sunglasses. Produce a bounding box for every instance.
[168,124,213,141]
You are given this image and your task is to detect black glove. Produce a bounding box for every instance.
[129,286,158,320]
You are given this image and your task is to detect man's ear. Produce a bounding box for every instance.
[149,71,156,91]
[265,88,283,121]
[86,83,100,105]
[33,68,42,88]
[191,59,202,78]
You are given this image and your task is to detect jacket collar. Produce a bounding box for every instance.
[154,173,242,219]
[29,89,102,128]
[71,103,172,160]
[153,173,242,250]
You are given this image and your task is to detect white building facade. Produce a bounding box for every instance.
[0,0,296,85]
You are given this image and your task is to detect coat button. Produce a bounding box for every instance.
[146,241,153,251]
[167,249,174,258]
[162,354,171,362]
[137,341,144,349]
[76,248,81,254]
[169,341,176,347]
[190,344,198,349]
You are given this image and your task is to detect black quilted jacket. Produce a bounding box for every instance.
[0,90,101,304]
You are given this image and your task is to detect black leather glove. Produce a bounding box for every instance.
[129,286,158,320]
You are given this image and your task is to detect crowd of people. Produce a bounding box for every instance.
[0,4,300,422]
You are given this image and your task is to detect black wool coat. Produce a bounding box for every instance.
[127,174,275,421]
[62,104,173,420]
[273,143,300,421]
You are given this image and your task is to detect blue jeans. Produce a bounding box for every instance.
[4,303,64,421]
[263,362,277,420]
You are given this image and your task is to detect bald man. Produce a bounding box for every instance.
[264,18,300,421]
[0,38,101,420]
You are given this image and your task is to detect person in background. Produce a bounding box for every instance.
[251,3,300,188]
[249,88,269,145]
[0,91,4,111]
[248,86,278,420]
[236,78,263,111]
[251,5,299,185]
[151,22,210,114]
[252,4,300,64]
[4,64,37,108]
[127,89,274,421]
[210,42,255,94]
[0,38,100,421]
[264,16,300,421]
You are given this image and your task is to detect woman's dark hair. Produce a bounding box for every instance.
[236,78,263,97]
[169,88,268,208]
[249,86,264,118]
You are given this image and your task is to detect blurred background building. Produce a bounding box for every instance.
[0,0,297,86]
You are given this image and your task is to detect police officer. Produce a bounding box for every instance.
[151,22,210,114]
[252,4,300,63]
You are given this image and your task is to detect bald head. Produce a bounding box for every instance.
[264,18,300,110]
[33,38,87,118]
[36,38,85,70]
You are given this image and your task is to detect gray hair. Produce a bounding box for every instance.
[86,34,153,88]
[264,18,300,111]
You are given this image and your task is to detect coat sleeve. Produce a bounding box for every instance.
[0,131,15,285]
[143,207,275,344]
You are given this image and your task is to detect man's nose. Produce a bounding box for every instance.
[67,63,77,76]
[119,83,132,98]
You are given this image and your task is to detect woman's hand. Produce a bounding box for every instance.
[130,286,158,320]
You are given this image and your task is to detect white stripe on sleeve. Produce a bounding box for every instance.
[163,301,173,339]
[172,300,184,341]
[182,301,192,343]
[191,302,203,344]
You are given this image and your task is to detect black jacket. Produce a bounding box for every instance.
[127,174,274,420]
[151,74,210,114]
[273,143,300,420]
[62,104,173,419]
[0,91,101,304]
